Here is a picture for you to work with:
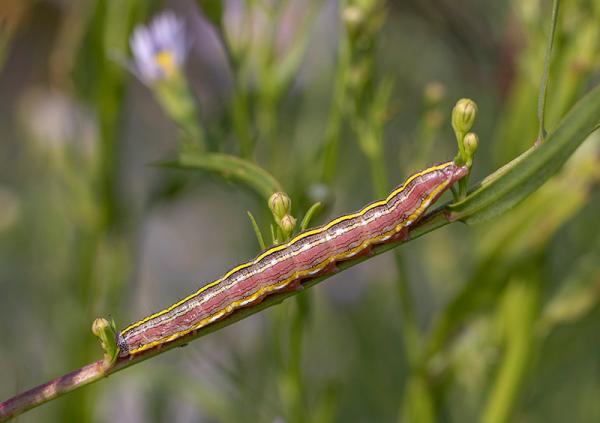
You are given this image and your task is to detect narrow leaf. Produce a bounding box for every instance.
[163,152,283,201]
[300,202,323,231]
[246,211,266,251]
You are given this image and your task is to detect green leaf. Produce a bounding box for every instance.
[536,0,560,142]
[246,211,266,251]
[300,202,323,231]
[449,84,600,224]
[91,317,119,366]
[270,224,277,246]
[164,152,283,201]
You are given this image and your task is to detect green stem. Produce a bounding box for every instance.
[321,36,350,183]
[154,74,207,151]
[482,272,540,423]
[400,375,436,423]
[279,215,310,423]
[360,116,430,421]
[232,81,254,158]
[212,17,254,158]
[287,292,310,423]
[366,148,389,199]
[392,253,421,368]
[258,92,280,170]
[536,0,561,143]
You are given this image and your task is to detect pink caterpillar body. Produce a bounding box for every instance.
[117,161,468,357]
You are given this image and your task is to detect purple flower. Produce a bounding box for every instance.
[130,12,188,83]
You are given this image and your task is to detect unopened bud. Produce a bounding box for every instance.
[452,98,478,135]
[279,214,297,235]
[268,192,292,220]
[463,132,479,155]
[92,317,118,365]
[92,317,110,337]
[463,132,479,167]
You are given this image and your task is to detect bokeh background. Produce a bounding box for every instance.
[1,0,599,422]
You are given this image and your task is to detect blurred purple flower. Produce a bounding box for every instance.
[130,12,188,83]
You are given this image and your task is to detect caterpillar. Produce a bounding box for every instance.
[117,161,468,357]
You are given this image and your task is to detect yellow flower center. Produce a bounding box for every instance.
[155,50,178,79]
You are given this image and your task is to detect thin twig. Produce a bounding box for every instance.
[0,361,106,421]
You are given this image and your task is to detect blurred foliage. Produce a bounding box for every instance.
[0,0,599,422]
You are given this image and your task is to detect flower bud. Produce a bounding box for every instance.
[92,317,118,365]
[452,98,478,135]
[92,317,110,337]
[463,132,479,156]
[463,132,479,167]
[268,192,292,221]
[279,214,297,235]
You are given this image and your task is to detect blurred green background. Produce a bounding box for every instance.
[0,0,599,422]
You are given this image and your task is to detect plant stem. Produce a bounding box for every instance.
[536,0,561,143]
[213,18,255,158]
[359,114,430,421]
[232,81,254,158]
[321,35,350,183]
[287,292,310,423]
[482,272,540,423]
